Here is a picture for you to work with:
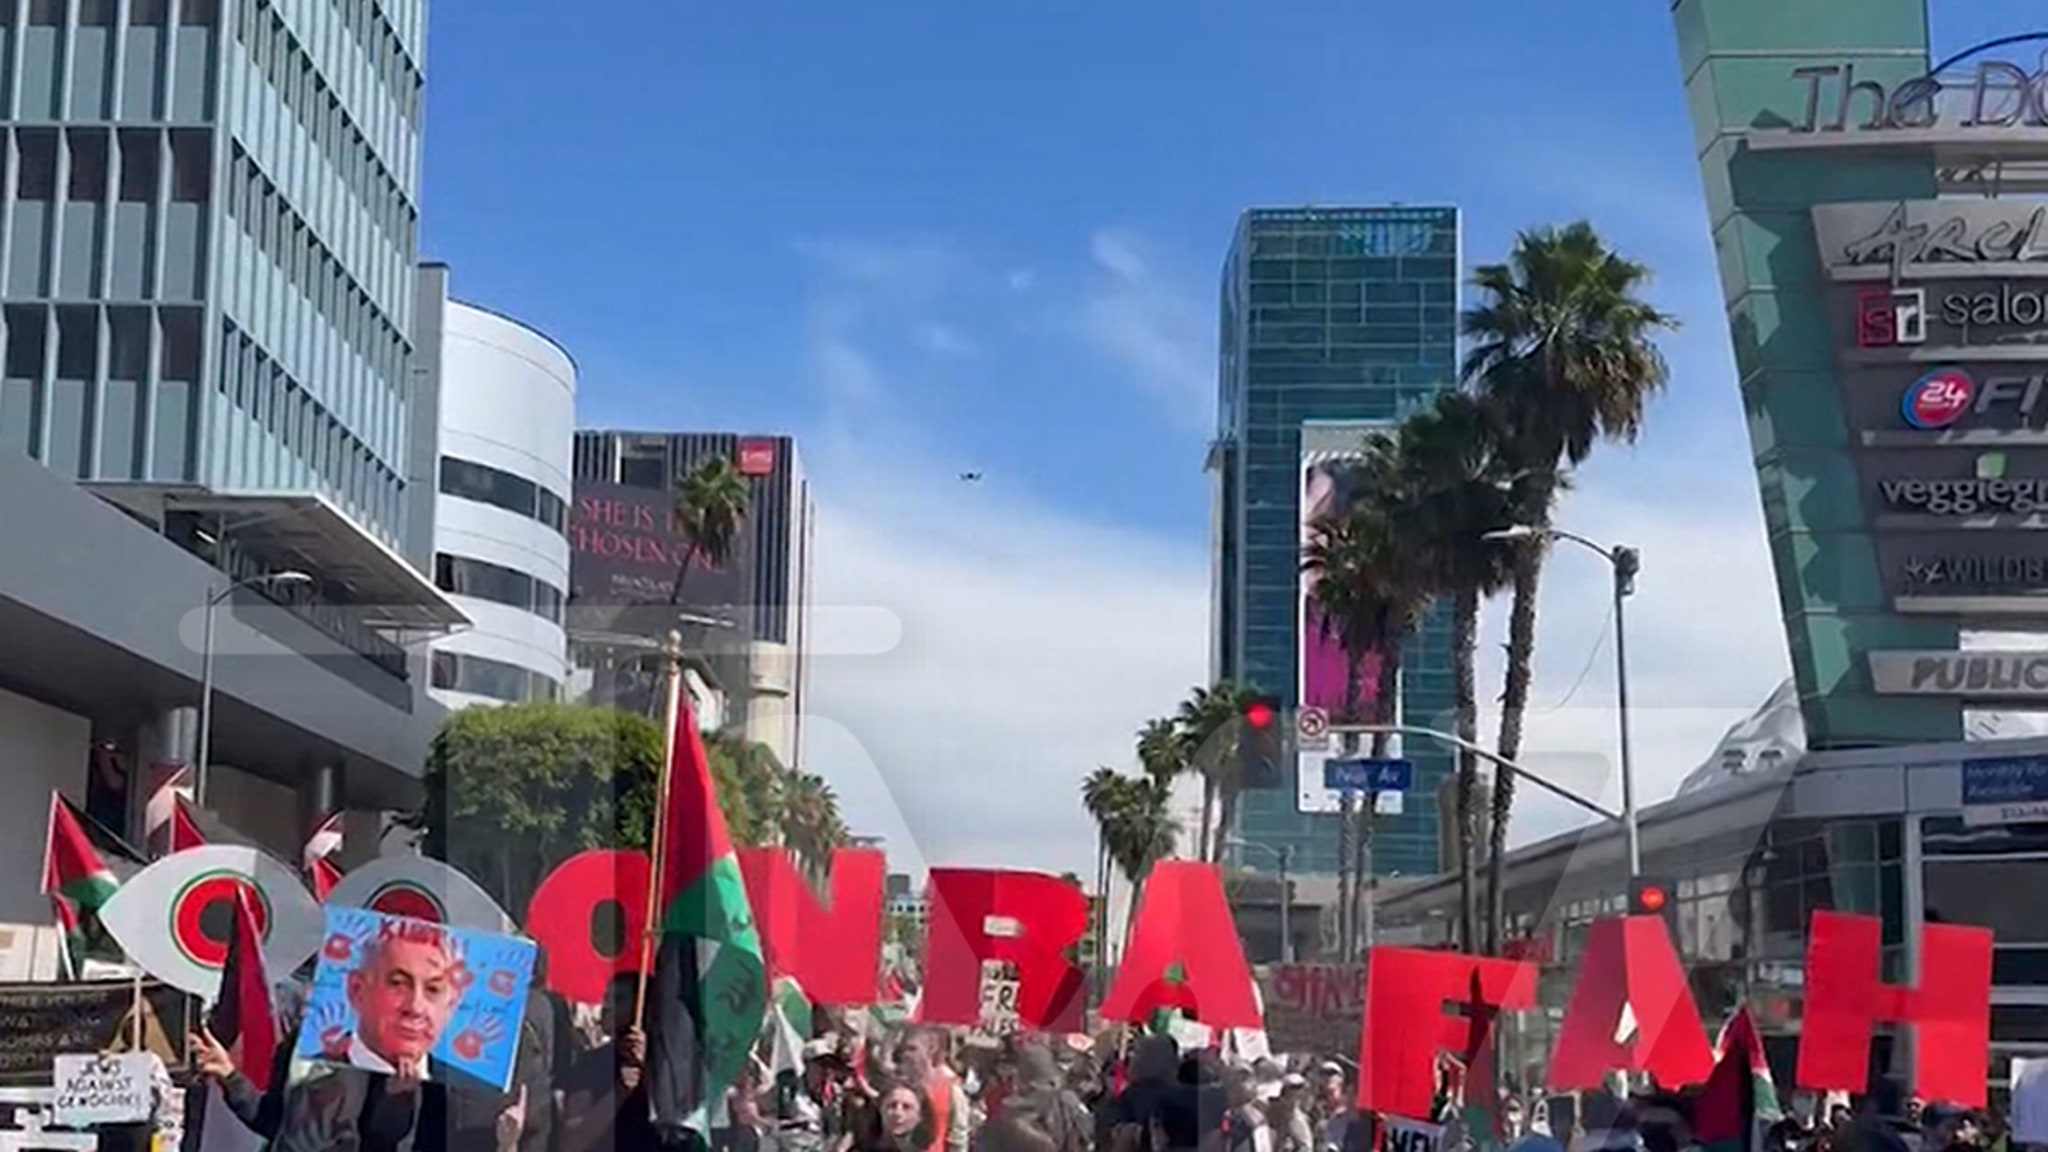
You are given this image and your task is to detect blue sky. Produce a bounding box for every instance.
[413,1,2032,874]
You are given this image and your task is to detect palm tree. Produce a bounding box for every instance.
[1301,441,1425,960]
[780,771,848,881]
[1081,767,1180,949]
[668,456,750,605]
[1080,767,1123,971]
[1463,221,1677,952]
[1173,682,1261,864]
[1395,391,1521,951]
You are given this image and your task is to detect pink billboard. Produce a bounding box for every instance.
[1299,453,1387,722]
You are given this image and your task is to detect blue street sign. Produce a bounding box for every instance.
[1323,758,1414,794]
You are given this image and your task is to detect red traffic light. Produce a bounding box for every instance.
[1635,885,1668,912]
[1243,701,1276,729]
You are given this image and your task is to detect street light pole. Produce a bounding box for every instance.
[1485,525,1644,880]
[1277,845,1292,964]
[196,571,312,807]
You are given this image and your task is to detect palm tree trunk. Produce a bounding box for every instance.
[1356,640,1403,959]
[1454,586,1482,954]
[1336,651,1366,961]
[1198,780,1217,863]
[666,551,696,606]
[1213,790,1241,866]
[1094,834,1110,976]
[1487,543,1546,953]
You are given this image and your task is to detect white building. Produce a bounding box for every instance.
[412,266,575,709]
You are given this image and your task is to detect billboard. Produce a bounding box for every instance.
[567,479,750,620]
[1297,424,1402,810]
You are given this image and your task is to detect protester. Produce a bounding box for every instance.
[1098,1034,1191,1152]
[844,1081,939,1152]
[1217,1068,1273,1152]
[1264,1076,1314,1152]
[555,972,654,1152]
[896,1031,971,1152]
[985,1042,1091,1152]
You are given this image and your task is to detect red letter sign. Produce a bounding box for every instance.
[1100,861,1261,1029]
[738,847,885,1005]
[1797,910,1993,1106]
[1358,947,1536,1121]
[524,849,650,1005]
[918,869,1085,1033]
[1549,916,1713,1090]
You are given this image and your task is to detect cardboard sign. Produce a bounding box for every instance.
[298,907,536,1093]
[1384,1118,1445,1152]
[52,1052,158,1126]
[964,960,1022,1048]
[0,980,190,1085]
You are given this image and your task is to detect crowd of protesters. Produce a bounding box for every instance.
[175,970,2020,1152]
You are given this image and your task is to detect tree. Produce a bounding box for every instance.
[1080,767,1122,973]
[1395,391,1521,950]
[409,703,670,914]
[780,770,850,882]
[1080,764,1178,945]
[668,456,750,605]
[1301,440,1425,961]
[1173,682,1261,864]
[1463,221,1677,952]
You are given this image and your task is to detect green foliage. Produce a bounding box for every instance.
[670,456,751,605]
[407,702,846,916]
[409,702,664,915]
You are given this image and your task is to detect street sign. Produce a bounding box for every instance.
[1323,758,1413,794]
[1296,706,1330,750]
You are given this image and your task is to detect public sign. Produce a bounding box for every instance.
[1961,755,2048,827]
[1323,758,1413,794]
[1870,650,2048,698]
[51,1052,157,1127]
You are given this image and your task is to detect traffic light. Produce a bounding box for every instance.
[1238,695,1285,790]
[1629,876,1680,944]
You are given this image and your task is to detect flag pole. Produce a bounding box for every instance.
[635,629,685,1030]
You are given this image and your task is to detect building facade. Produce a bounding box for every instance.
[0,0,448,902]
[414,266,573,709]
[1669,1,2048,743]
[571,430,815,767]
[1210,206,1462,877]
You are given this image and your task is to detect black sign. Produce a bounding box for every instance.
[566,479,752,621]
[0,980,190,1085]
[1834,280,2048,353]
[1878,532,2048,612]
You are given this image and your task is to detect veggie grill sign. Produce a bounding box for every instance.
[524,850,2000,1115]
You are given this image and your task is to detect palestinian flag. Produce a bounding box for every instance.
[308,857,342,901]
[40,793,135,958]
[1696,1006,1781,1152]
[645,686,766,1141]
[170,797,208,853]
[765,976,813,1077]
[209,887,278,1092]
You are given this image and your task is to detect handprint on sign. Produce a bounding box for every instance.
[450,1015,507,1062]
[310,995,353,1060]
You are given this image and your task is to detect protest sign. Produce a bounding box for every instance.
[96,846,325,995]
[1384,1117,1445,1152]
[51,1052,157,1127]
[0,980,189,1085]
[964,960,1022,1048]
[297,906,536,1094]
[2012,1057,2048,1144]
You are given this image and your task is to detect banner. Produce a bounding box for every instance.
[298,907,536,1094]
[0,980,190,1085]
[963,960,1022,1049]
[1384,1118,1445,1152]
[51,1052,157,1127]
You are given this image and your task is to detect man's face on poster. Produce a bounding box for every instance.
[347,932,459,1064]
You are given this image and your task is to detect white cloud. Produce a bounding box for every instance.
[1083,228,1214,431]
[801,447,1208,880]
[914,322,978,359]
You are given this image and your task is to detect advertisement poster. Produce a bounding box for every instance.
[296,907,535,1094]
[1298,427,1403,810]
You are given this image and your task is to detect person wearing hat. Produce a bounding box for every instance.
[1264,1075,1314,1152]
[985,1042,1090,1152]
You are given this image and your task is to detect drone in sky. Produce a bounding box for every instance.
[959,471,984,483]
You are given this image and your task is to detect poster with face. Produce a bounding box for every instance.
[296,906,536,1094]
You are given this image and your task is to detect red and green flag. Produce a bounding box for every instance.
[40,793,136,960]
[1696,1006,1781,1152]
[645,688,767,1141]
[209,887,278,1092]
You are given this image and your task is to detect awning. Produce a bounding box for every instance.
[85,484,467,630]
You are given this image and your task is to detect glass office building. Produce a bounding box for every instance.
[1210,206,1461,877]
[0,0,427,549]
